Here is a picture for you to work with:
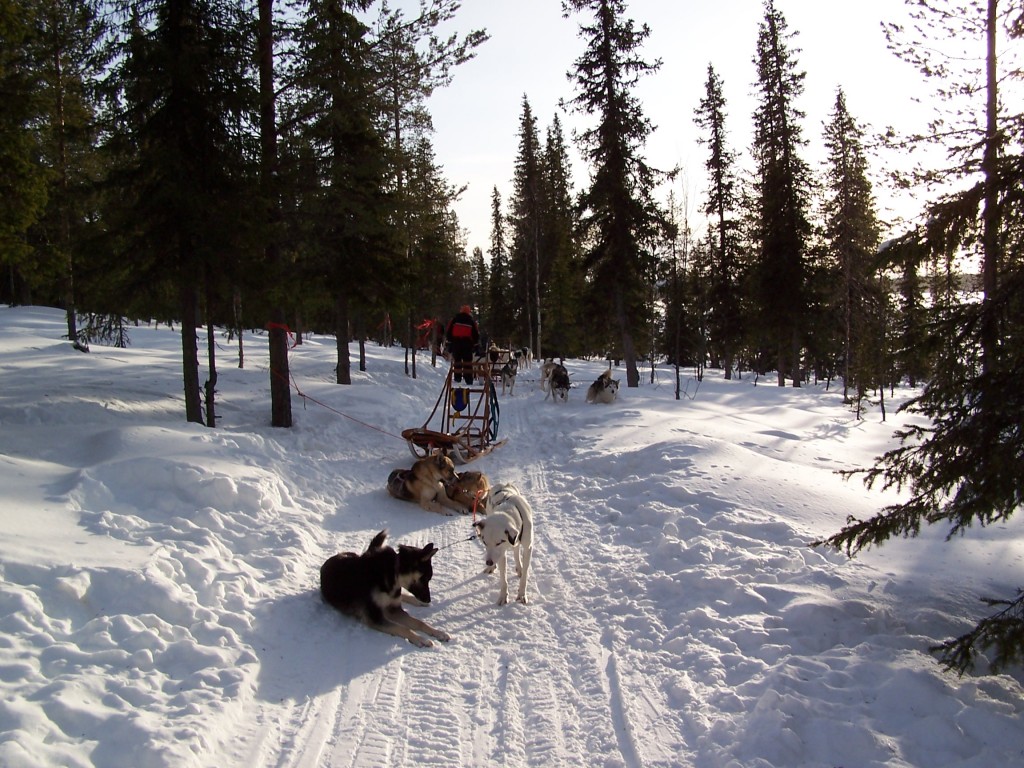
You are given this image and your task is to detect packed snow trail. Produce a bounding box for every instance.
[3,309,1022,768]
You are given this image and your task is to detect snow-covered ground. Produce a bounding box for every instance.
[1,304,1021,768]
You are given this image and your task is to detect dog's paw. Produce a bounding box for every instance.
[517,594,529,605]
[482,565,496,575]
[409,635,433,648]
[432,629,451,642]
[497,594,509,606]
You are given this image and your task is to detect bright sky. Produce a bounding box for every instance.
[412,0,934,254]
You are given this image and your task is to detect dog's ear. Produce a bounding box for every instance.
[422,543,437,559]
[506,528,519,546]
[474,520,485,532]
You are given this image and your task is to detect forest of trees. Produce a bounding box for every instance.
[1,0,1022,669]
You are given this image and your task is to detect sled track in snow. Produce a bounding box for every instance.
[225,383,692,768]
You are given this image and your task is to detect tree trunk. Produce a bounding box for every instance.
[205,314,217,428]
[233,288,244,369]
[335,295,351,385]
[980,0,1000,377]
[615,289,639,387]
[790,328,801,387]
[259,0,291,428]
[268,311,291,427]
[180,282,204,425]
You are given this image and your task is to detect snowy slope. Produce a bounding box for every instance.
[0,305,1021,768]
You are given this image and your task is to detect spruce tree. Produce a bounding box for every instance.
[563,0,665,387]
[368,1,485,376]
[257,0,292,427]
[821,88,881,411]
[817,0,1024,674]
[694,63,743,379]
[106,0,252,424]
[0,1,49,304]
[486,186,514,341]
[508,95,543,351]
[750,0,813,387]
[28,0,108,349]
[540,113,583,359]
[291,0,392,385]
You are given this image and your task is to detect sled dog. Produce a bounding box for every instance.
[586,369,619,404]
[319,530,450,647]
[539,359,556,392]
[500,357,518,396]
[387,452,469,515]
[514,347,533,369]
[474,483,534,605]
[543,362,570,402]
[448,470,491,513]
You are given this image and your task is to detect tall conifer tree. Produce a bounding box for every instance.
[292,0,391,384]
[563,0,664,387]
[751,0,812,387]
[818,0,1024,674]
[508,95,543,351]
[694,63,743,379]
[487,186,513,341]
[540,113,582,359]
[821,89,881,411]
[0,1,49,305]
[108,0,253,424]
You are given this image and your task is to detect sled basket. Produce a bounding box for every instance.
[404,362,503,464]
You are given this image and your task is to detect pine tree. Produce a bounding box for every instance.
[817,0,1024,674]
[821,88,881,411]
[508,95,543,351]
[750,0,813,387]
[540,113,583,359]
[694,63,743,379]
[257,0,292,427]
[563,0,665,387]
[291,0,393,385]
[105,0,253,424]
[368,1,486,376]
[29,0,109,351]
[486,186,514,341]
[0,0,49,304]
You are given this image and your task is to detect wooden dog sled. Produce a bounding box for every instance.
[403,361,504,464]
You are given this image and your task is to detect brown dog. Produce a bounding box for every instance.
[448,470,491,513]
[387,453,469,515]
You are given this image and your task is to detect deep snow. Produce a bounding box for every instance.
[0,304,1022,768]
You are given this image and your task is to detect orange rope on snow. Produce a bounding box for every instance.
[268,365,406,442]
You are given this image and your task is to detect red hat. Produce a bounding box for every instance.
[460,304,472,314]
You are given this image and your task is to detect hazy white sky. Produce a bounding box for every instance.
[409,0,935,252]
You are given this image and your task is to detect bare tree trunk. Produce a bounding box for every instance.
[205,300,217,428]
[615,289,639,387]
[335,296,351,384]
[980,0,1000,376]
[180,281,204,425]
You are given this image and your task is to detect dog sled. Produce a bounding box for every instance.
[402,361,504,464]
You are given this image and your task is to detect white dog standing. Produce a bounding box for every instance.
[474,483,534,605]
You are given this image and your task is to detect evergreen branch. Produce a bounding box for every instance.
[931,590,1024,675]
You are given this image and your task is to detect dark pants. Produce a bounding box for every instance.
[451,343,474,384]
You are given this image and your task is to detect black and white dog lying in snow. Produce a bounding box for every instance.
[319,530,449,647]
[586,369,619,404]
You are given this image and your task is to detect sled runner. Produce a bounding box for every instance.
[403,361,504,464]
